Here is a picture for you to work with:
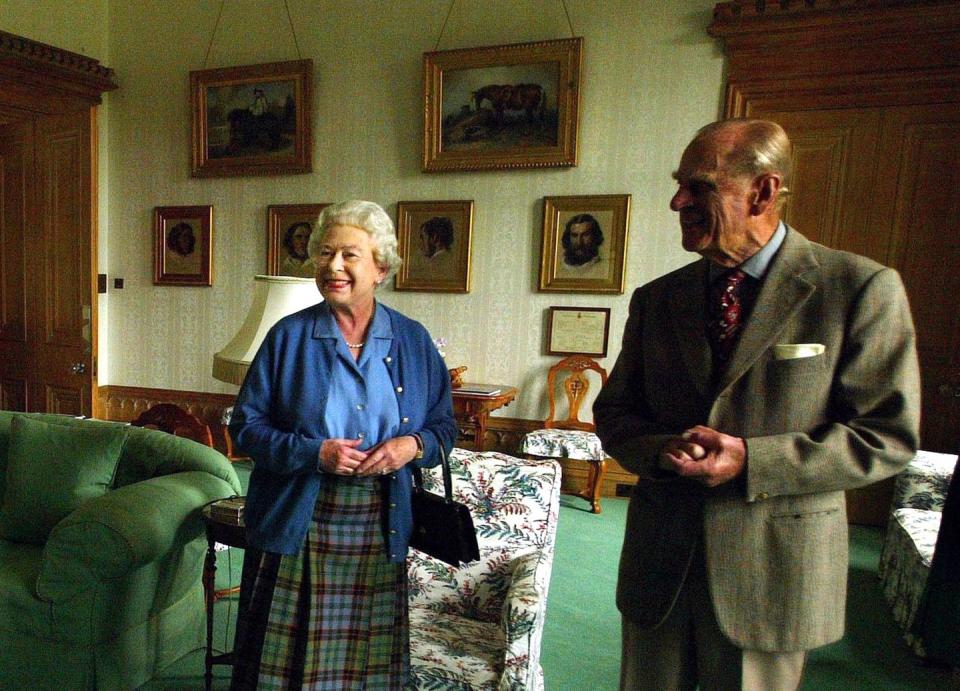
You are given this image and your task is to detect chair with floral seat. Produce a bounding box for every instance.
[519,355,609,513]
[407,448,561,690]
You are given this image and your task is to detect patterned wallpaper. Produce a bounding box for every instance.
[88,0,723,421]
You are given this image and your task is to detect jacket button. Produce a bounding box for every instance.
[389,502,397,508]
[396,386,403,393]
[389,529,397,535]
[401,416,409,423]
[757,492,769,501]
[385,356,392,363]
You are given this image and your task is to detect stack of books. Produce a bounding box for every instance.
[209,496,245,523]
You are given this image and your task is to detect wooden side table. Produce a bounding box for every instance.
[451,384,518,450]
[201,498,247,691]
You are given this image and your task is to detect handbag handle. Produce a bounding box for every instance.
[410,441,453,502]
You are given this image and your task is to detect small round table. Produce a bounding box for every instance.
[201,498,247,691]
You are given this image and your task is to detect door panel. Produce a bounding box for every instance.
[746,107,884,259]
[0,120,31,412]
[31,111,93,416]
[873,105,960,453]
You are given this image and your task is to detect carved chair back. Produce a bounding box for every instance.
[543,355,608,432]
[130,403,215,448]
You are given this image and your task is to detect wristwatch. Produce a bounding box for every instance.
[412,433,424,460]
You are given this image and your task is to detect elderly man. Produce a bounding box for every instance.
[594,119,920,690]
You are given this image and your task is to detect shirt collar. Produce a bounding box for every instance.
[316,300,393,340]
[709,221,787,282]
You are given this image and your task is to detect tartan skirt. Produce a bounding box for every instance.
[230,475,409,690]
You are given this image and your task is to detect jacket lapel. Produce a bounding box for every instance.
[668,260,713,400]
[716,228,820,394]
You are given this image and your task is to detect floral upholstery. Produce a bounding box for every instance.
[889,449,956,511]
[878,450,957,656]
[407,448,561,691]
[518,428,605,462]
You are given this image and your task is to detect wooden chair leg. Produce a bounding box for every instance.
[577,458,607,513]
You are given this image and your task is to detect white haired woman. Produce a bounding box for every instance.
[229,200,457,689]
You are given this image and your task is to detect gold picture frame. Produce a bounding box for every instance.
[153,205,213,286]
[539,194,631,294]
[394,200,474,292]
[190,59,313,178]
[266,203,330,277]
[422,37,583,173]
[546,306,611,357]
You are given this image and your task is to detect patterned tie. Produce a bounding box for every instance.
[707,268,752,371]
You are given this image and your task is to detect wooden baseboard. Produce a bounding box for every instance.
[98,385,639,498]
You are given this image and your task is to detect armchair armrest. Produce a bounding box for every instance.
[499,551,551,691]
[35,471,238,602]
[890,450,957,512]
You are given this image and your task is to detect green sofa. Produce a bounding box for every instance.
[0,412,241,690]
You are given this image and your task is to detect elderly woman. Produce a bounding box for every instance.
[229,199,457,689]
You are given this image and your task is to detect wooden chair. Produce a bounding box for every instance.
[130,403,215,447]
[519,355,609,513]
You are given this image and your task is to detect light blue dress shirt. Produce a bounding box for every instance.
[322,304,400,448]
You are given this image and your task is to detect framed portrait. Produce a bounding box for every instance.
[394,200,474,292]
[546,306,611,357]
[190,59,313,178]
[153,205,213,286]
[266,203,330,277]
[538,194,631,294]
[422,37,583,172]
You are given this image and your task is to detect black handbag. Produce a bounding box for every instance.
[409,446,480,567]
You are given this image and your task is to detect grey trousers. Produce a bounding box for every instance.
[620,566,806,691]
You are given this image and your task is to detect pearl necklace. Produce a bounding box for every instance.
[346,342,364,349]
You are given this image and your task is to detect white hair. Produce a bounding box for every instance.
[307,200,401,283]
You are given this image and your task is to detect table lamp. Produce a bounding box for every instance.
[212,275,321,386]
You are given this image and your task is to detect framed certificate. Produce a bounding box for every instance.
[546,306,611,357]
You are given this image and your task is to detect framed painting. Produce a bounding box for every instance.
[394,200,474,292]
[267,203,330,277]
[538,194,631,294]
[190,59,313,178]
[153,205,213,286]
[422,37,583,172]
[546,306,611,357]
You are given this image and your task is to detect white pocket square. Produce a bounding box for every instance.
[773,343,825,360]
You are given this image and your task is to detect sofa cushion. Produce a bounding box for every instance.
[0,416,125,544]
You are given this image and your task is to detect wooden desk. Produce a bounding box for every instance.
[451,384,518,450]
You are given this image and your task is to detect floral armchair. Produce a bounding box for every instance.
[878,449,958,657]
[407,448,561,690]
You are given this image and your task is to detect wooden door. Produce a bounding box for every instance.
[31,110,96,415]
[751,104,960,455]
[871,104,960,454]
[0,109,95,416]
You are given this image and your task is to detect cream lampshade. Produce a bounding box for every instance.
[212,275,322,385]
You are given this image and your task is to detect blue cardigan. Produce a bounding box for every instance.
[229,301,457,560]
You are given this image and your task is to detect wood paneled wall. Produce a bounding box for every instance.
[97,384,638,497]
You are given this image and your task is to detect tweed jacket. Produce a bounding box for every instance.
[594,227,920,652]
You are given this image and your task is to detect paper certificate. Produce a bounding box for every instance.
[547,307,610,357]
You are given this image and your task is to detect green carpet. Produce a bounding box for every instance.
[141,491,956,690]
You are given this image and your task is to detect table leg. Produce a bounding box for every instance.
[204,535,216,691]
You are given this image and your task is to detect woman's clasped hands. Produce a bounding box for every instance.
[319,435,419,477]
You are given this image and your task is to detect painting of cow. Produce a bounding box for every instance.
[423,37,581,171]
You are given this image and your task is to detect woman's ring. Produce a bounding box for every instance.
[381,468,387,475]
